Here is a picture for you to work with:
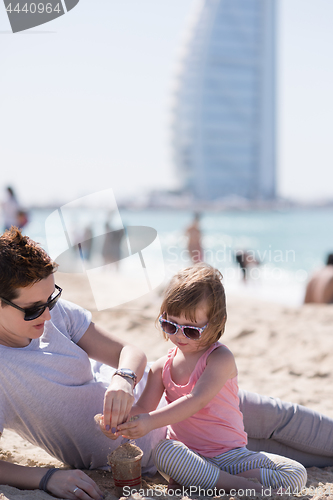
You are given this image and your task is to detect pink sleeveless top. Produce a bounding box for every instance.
[162,342,247,457]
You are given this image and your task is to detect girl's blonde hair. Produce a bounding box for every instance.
[158,263,227,347]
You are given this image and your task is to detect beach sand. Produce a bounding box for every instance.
[1,272,333,500]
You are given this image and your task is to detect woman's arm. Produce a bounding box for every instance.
[0,460,103,499]
[118,346,236,439]
[77,322,147,437]
[77,322,147,378]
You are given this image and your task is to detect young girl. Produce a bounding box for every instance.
[116,264,307,493]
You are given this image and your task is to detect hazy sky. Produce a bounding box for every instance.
[1,0,333,207]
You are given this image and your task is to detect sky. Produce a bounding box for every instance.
[1,0,333,208]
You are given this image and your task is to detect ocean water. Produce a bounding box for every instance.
[16,206,333,307]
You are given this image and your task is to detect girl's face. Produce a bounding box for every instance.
[166,302,209,352]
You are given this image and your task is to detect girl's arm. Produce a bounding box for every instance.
[130,356,167,414]
[118,345,237,439]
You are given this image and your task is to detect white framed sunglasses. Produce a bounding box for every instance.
[158,313,208,340]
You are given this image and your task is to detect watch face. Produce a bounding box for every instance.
[121,369,133,376]
[117,369,136,379]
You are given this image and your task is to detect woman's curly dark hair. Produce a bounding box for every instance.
[0,227,57,302]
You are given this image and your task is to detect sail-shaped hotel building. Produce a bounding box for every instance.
[171,0,276,201]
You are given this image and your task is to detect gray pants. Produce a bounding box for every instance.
[239,389,333,468]
[153,441,307,490]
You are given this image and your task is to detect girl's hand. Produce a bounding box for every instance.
[117,414,153,439]
[46,469,103,500]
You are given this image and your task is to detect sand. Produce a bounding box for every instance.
[1,271,333,500]
[108,443,142,462]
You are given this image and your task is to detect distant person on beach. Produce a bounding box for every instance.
[1,230,333,498]
[1,187,29,232]
[80,225,94,261]
[102,222,123,269]
[235,250,248,281]
[1,186,19,231]
[185,213,203,263]
[117,264,307,493]
[17,209,29,229]
[304,253,333,304]
[235,250,260,283]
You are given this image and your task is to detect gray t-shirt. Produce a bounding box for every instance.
[0,299,165,472]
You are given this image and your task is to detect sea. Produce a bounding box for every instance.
[11,206,333,308]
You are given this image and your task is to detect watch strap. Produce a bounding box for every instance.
[113,368,137,388]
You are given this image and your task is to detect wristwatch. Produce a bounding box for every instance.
[113,368,137,388]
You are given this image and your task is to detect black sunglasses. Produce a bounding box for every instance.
[158,313,208,341]
[0,285,62,321]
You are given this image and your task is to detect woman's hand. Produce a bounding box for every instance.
[94,413,118,440]
[46,469,103,500]
[102,375,135,439]
[117,414,153,439]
